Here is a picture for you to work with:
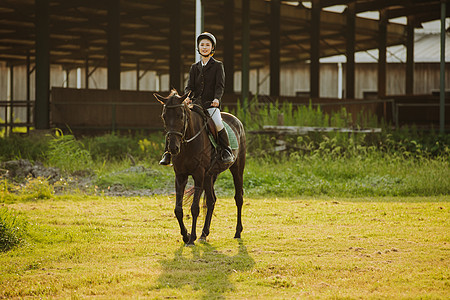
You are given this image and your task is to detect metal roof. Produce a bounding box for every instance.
[320,31,450,63]
[0,0,448,73]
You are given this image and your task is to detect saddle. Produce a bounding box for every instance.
[190,104,239,151]
[190,104,236,174]
[190,104,218,140]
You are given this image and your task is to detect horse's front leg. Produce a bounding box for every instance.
[187,175,204,245]
[174,174,189,244]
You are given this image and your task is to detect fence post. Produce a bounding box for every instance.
[111,103,116,132]
[9,65,14,136]
[277,113,284,126]
[26,52,31,133]
[391,99,398,128]
[440,0,446,134]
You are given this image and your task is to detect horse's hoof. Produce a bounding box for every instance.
[199,236,207,243]
[182,234,190,244]
[185,242,195,247]
[234,233,241,239]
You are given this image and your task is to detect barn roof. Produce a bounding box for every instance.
[2,0,446,74]
[320,30,450,63]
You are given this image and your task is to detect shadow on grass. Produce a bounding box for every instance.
[154,239,255,299]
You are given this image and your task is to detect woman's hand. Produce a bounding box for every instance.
[212,99,220,107]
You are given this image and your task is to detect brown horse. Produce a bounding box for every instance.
[154,90,246,245]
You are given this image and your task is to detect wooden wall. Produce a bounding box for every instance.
[2,62,449,102]
[51,87,165,134]
[1,61,449,131]
[278,62,450,98]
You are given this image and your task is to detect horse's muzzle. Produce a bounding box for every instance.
[169,146,180,156]
[167,131,183,156]
[168,140,180,156]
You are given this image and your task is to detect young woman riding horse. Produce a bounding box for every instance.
[159,32,234,166]
[154,33,246,245]
[154,90,246,245]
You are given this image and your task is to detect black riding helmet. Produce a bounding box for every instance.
[197,32,216,56]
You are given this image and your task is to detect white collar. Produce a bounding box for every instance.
[201,57,211,67]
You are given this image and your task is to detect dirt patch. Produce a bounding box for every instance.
[1,160,172,197]
[1,159,61,183]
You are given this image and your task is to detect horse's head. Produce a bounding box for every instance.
[154,90,190,156]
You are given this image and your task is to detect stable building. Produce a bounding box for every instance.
[0,0,448,133]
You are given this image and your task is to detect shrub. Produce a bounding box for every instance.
[229,97,365,131]
[19,177,54,201]
[0,207,27,252]
[84,133,135,161]
[0,179,19,203]
[47,130,93,173]
[83,133,165,163]
[137,136,165,161]
[0,134,50,161]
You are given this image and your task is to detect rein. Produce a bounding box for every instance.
[164,103,207,144]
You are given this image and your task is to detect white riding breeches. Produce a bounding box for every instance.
[207,107,224,131]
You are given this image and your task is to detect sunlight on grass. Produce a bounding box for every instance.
[0,195,449,298]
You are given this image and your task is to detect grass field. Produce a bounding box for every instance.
[1,102,449,298]
[1,195,449,299]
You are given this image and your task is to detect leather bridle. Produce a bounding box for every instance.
[163,103,208,144]
[163,103,188,143]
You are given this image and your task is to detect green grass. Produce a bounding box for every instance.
[2,143,448,198]
[0,206,28,252]
[213,153,449,197]
[0,127,448,198]
[86,151,450,198]
[47,131,93,173]
[1,101,448,298]
[0,99,449,199]
[0,195,449,299]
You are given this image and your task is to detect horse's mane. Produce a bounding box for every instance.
[168,89,187,103]
[166,89,191,118]
[169,89,178,97]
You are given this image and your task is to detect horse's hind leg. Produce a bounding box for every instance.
[200,175,217,241]
[230,161,244,239]
[175,174,189,244]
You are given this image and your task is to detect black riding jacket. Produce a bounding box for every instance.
[185,57,225,109]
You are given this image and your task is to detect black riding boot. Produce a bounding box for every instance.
[159,141,171,165]
[218,128,235,164]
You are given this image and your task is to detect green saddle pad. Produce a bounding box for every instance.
[209,121,239,150]
[224,121,239,150]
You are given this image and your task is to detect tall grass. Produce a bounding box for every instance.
[229,97,450,158]
[0,99,448,198]
[227,97,377,130]
[0,207,28,252]
[47,130,93,173]
[0,133,50,161]
[216,152,449,197]
[83,132,165,162]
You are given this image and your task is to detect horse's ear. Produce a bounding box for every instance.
[153,93,166,105]
[179,92,189,102]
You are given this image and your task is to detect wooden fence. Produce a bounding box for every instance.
[0,87,445,136]
[51,88,164,135]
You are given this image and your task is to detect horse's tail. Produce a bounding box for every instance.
[183,186,207,216]
[183,186,196,204]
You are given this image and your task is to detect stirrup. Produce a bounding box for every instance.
[221,148,235,164]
